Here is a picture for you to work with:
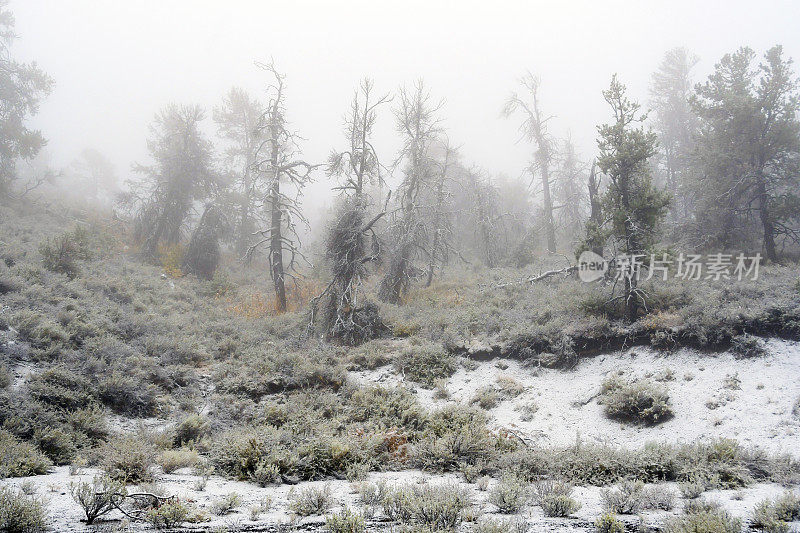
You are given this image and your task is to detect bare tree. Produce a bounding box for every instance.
[503,74,557,253]
[423,141,458,286]
[316,78,390,343]
[378,80,443,304]
[552,137,588,249]
[247,62,318,312]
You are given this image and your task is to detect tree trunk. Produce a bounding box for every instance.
[268,178,287,312]
[538,150,557,253]
[587,160,603,257]
[756,177,777,261]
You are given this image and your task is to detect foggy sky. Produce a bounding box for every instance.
[12,0,800,203]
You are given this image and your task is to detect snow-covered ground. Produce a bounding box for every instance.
[2,466,797,532]
[3,338,800,531]
[354,338,800,453]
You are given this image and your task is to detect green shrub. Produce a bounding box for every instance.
[595,513,625,533]
[326,507,366,533]
[145,499,189,529]
[411,422,494,472]
[601,480,645,514]
[662,507,742,533]
[394,343,456,387]
[731,334,766,358]
[211,492,241,516]
[474,517,529,533]
[0,487,47,533]
[99,434,155,482]
[751,491,800,532]
[488,475,529,513]
[98,372,161,417]
[679,481,705,499]
[39,227,93,278]
[0,429,51,477]
[70,475,126,525]
[173,414,210,445]
[289,485,334,516]
[382,483,471,530]
[252,460,281,487]
[27,367,94,411]
[599,375,674,425]
[533,480,580,517]
[470,386,500,409]
[33,426,75,464]
[643,484,677,510]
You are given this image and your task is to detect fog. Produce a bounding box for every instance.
[12,0,800,204]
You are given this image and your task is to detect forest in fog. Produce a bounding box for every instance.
[1,1,800,532]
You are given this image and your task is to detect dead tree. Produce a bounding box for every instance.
[503,74,558,253]
[247,63,317,313]
[424,141,457,286]
[378,81,443,304]
[315,78,390,343]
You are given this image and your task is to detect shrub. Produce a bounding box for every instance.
[39,227,93,278]
[731,334,766,358]
[679,481,705,499]
[643,484,677,510]
[173,414,210,445]
[474,517,530,533]
[793,397,800,420]
[751,492,800,532]
[601,480,645,514]
[289,485,334,516]
[98,372,161,417]
[326,507,365,533]
[533,480,580,517]
[394,343,456,387]
[70,475,126,525]
[33,427,75,465]
[540,494,581,517]
[252,460,281,487]
[488,475,529,513]
[146,499,189,529]
[599,376,674,425]
[0,429,51,477]
[158,448,200,473]
[772,491,800,522]
[99,434,155,482]
[382,483,471,529]
[470,386,500,409]
[662,507,742,533]
[0,364,10,389]
[0,487,47,533]
[595,513,625,533]
[27,367,94,411]
[211,492,241,516]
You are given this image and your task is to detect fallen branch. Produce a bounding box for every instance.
[526,265,577,283]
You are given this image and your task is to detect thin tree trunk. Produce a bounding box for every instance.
[268,178,286,312]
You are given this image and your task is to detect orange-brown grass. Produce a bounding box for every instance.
[224,278,325,317]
